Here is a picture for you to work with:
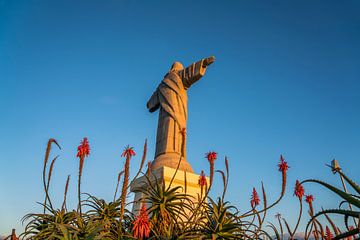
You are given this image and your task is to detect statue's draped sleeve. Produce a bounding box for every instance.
[181,59,207,90]
[147,89,160,112]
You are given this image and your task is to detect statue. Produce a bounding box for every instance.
[147,56,215,173]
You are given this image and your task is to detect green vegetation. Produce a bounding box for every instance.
[5,138,359,239]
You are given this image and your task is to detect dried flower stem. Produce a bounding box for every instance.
[44,156,58,211]
[290,198,303,238]
[307,202,320,240]
[276,215,284,240]
[147,161,151,178]
[114,171,124,202]
[62,175,70,211]
[129,139,147,186]
[323,210,340,235]
[260,182,268,224]
[42,138,60,213]
[47,157,57,188]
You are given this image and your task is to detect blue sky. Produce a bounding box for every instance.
[0,0,359,236]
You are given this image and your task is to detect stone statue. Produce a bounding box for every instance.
[147,56,215,173]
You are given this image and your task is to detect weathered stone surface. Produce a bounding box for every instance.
[147,56,215,172]
[130,57,214,213]
[150,152,193,173]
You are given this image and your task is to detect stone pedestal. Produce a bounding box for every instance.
[151,152,193,173]
[130,166,208,214]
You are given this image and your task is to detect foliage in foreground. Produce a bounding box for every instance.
[6,138,359,239]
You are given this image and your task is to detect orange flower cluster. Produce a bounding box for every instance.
[305,194,314,204]
[251,188,260,207]
[206,151,217,163]
[76,137,90,159]
[294,180,305,199]
[278,154,289,174]
[325,226,333,240]
[132,205,150,239]
[205,151,217,186]
[198,170,207,187]
[277,155,289,196]
[121,146,136,158]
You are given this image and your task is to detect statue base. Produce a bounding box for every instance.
[130,166,208,214]
[151,152,193,173]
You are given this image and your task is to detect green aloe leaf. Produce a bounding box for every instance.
[337,170,360,195]
[267,222,280,240]
[301,179,360,208]
[333,227,360,240]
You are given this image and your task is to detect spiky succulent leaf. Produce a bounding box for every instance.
[267,222,281,240]
[301,179,360,208]
[336,170,360,194]
[333,227,360,240]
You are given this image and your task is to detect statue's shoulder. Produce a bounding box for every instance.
[164,71,181,81]
[162,71,184,90]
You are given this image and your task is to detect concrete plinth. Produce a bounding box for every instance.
[130,166,208,214]
[151,153,193,173]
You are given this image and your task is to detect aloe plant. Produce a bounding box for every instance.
[140,176,192,238]
[21,137,360,239]
[302,166,360,240]
[197,197,243,239]
[22,207,79,239]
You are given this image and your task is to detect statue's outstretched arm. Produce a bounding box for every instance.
[182,56,215,89]
[202,56,216,67]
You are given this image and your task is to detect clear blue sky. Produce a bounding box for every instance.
[0,0,359,236]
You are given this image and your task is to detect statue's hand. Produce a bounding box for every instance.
[203,56,215,67]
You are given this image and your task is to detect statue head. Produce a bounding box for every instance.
[170,62,184,72]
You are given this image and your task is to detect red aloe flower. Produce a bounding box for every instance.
[76,137,90,159]
[121,145,136,158]
[205,151,217,187]
[251,187,260,207]
[278,154,289,196]
[305,194,314,204]
[76,137,90,178]
[206,151,217,163]
[278,154,289,173]
[198,170,207,187]
[294,180,305,199]
[325,226,333,240]
[132,204,150,239]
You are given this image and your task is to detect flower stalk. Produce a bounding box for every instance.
[76,137,90,215]
[119,145,135,223]
[42,138,60,213]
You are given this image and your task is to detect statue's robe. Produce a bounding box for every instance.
[147,59,207,172]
